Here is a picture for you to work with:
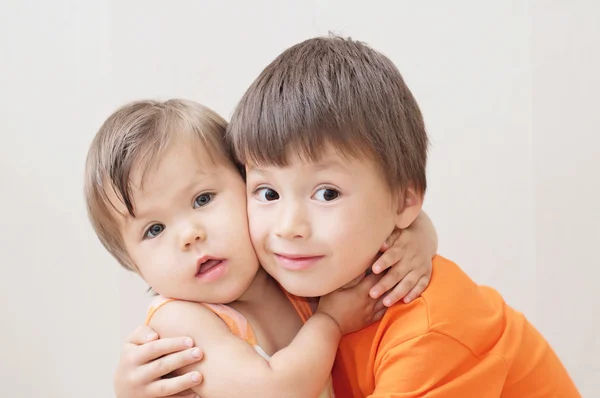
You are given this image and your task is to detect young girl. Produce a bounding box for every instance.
[86,99,437,398]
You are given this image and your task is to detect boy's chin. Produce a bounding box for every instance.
[280,271,369,298]
[277,277,331,297]
[282,283,324,298]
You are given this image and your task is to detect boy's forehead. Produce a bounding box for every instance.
[245,145,368,174]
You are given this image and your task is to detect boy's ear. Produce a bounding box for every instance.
[396,186,423,229]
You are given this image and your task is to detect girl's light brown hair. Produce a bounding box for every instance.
[84,99,230,271]
[227,35,429,195]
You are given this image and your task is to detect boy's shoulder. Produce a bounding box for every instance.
[377,255,506,354]
[335,256,510,395]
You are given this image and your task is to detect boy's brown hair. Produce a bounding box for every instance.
[227,35,429,195]
[84,99,230,271]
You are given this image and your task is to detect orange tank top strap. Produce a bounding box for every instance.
[282,288,315,323]
[145,295,175,326]
[202,303,258,346]
[144,296,258,346]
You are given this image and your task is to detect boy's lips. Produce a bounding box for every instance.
[274,253,324,271]
[195,256,227,281]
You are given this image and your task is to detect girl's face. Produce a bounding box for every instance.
[120,139,260,304]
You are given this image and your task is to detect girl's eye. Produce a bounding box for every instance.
[255,188,280,202]
[194,193,214,208]
[144,223,165,239]
[314,188,340,202]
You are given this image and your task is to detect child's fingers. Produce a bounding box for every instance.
[369,261,410,298]
[134,337,196,365]
[142,347,204,381]
[356,271,384,292]
[402,275,431,304]
[382,270,421,307]
[372,246,405,275]
[380,228,402,251]
[147,371,202,397]
[128,325,159,345]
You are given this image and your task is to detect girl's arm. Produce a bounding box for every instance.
[149,273,384,398]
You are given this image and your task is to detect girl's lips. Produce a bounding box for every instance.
[196,258,227,281]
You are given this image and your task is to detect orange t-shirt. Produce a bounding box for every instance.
[331,255,580,397]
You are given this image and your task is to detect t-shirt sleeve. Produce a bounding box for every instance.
[369,331,508,397]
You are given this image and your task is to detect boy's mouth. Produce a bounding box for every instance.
[274,253,324,271]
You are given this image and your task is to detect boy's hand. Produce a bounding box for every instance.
[369,212,438,306]
[114,325,204,398]
[317,273,387,335]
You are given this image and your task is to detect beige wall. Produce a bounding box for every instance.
[0,1,598,396]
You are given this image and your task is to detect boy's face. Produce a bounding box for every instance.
[119,139,259,303]
[246,144,410,297]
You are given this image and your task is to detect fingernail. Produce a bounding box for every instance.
[145,332,157,341]
[370,289,380,298]
[184,337,194,347]
[373,266,381,274]
[404,296,412,304]
[191,371,201,383]
[192,348,202,358]
[384,298,392,306]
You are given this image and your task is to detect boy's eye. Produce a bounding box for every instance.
[255,188,280,202]
[314,188,340,202]
[194,193,214,208]
[144,223,165,239]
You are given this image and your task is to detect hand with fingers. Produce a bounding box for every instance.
[114,325,204,398]
[369,211,438,307]
[317,272,387,335]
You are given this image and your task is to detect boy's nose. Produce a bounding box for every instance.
[275,204,311,240]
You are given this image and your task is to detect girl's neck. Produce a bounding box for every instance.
[235,267,279,305]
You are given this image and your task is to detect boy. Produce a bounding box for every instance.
[226,36,580,397]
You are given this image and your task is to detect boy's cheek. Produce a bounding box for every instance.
[247,210,268,241]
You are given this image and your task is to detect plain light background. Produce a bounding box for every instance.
[1,1,598,396]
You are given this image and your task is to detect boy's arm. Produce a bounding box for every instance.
[151,273,384,398]
[369,332,505,397]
